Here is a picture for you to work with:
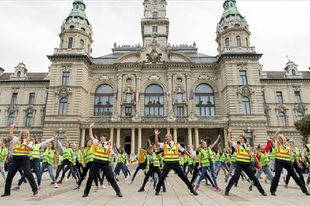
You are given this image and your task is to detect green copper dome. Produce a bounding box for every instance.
[219,0,244,24]
[66,0,89,25]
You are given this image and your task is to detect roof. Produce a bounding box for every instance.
[0,73,48,81]
[263,71,310,80]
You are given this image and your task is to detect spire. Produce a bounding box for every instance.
[66,0,89,25]
[219,0,244,24]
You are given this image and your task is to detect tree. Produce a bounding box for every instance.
[294,114,310,142]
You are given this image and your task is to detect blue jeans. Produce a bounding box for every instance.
[18,158,41,186]
[40,162,56,183]
[197,163,218,187]
[250,166,274,186]
[114,162,128,178]
[131,163,145,181]
[215,161,230,177]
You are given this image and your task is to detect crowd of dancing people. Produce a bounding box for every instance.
[1,122,310,198]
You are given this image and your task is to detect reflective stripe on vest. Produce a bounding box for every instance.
[0,148,8,162]
[215,153,220,161]
[276,143,291,162]
[94,142,110,162]
[83,146,94,164]
[30,144,40,160]
[259,152,270,166]
[200,149,210,167]
[236,144,251,163]
[63,148,73,162]
[13,139,30,156]
[164,142,179,162]
[42,149,55,165]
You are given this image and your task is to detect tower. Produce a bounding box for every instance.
[216,0,252,54]
[58,0,93,56]
[141,0,169,47]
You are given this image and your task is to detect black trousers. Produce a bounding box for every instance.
[225,162,265,194]
[141,165,165,189]
[270,160,307,193]
[4,156,37,194]
[77,162,98,186]
[83,160,120,195]
[55,159,77,180]
[190,163,200,184]
[285,161,305,185]
[156,163,193,193]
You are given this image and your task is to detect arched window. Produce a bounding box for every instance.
[68,37,73,48]
[25,113,33,127]
[236,35,241,47]
[8,113,15,126]
[153,12,158,18]
[297,112,304,120]
[225,38,230,47]
[17,71,21,77]
[59,98,68,115]
[242,97,251,114]
[291,69,296,76]
[79,39,84,48]
[195,84,215,116]
[94,85,114,116]
[144,84,164,116]
[279,112,286,126]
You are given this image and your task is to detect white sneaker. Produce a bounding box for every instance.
[54,183,58,188]
[101,184,106,189]
[128,180,132,184]
[65,178,68,182]
[94,186,99,192]
[125,176,129,181]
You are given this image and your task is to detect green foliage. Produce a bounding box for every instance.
[294,114,310,142]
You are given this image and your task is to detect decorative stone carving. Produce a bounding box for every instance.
[61,63,72,71]
[132,110,141,122]
[275,103,288,114]
[55,87,72,98]
[198,73,210,80]
[7,105,18,114]
[111,111,120,122]
[167,110,176,122]
[25,106,35,114]
[294,103,307,114]
[148,74,160,81]
[188,111,198,121]
[99,74,111,81]
[237,86,254,103]
[146,48,162,63]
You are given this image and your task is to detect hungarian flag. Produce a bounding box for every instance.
[134,91,140,102]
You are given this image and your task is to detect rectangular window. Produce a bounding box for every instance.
[62,72,70,86]
[276,91,283,103]
[177,93,183,103]
[29,93,35,105]
[294,91,301,103]
[262,91,265,103]
[239,70,248,85]
[153,26,158,32]
[177,106,184,116]
[125,107,132,116]
[126,94,132,103]
[11,93,18,104]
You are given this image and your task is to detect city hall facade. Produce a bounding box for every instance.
[0,0,309,155]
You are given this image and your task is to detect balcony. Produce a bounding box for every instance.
[53,48,87,55]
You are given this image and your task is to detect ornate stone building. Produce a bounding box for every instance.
[0,0,309,155]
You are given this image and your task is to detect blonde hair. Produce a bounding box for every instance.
[19,129,30,140]
[278,135,287,146]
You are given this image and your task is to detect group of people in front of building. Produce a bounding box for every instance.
[1,122,310,198]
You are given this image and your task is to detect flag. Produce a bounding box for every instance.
[115,88,119,100]
[134,91,140,102]
[189,89,194,100]
[166,90,171,101]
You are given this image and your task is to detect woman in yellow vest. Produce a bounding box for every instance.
[0,141,8,180]
[39,140,58,188]
[129,148,147,184]
[225,127,267,196]
[270,128,309,196]
[138,146,166,192]
[1,122,38,197]
[154,129,198,196]
[81,122,122,198]
[301,135,310,189]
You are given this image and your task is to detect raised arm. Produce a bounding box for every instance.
[154,129,160,147]
[211,134,221,149]
[89,122,95,142]
[227,127,232,145]
[9,121,17,140]
[218,142,222,153]
[272,128,282,142]
[38,136,55,148]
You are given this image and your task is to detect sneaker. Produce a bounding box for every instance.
[12,186,20,191]
[101,184,106,189]
[1,193,11,197]
[285,184,288,189]
[73,185,80,191]
[38,186,41,190]
[225,191,229,196]
[56,180,62,184]
[125,176,129,181]
[155,191,159,196]
[33,190,38,196]
[94,186,99,192]
[82,193,88,197]
[215,186,221,192]
[163,188,166,192]
[248,185,252,191]
[116,192,123,197]
[262,192,267,196]
[128,180,132,184]
[271,192,276,196]
[65,178,69,182]
[54,183,58,188]
[191,189,198,195]
[278,182,281,186]
[195,185,200,191]
[138,188,145,192]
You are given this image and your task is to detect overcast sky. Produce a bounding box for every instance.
[1,0,309,73]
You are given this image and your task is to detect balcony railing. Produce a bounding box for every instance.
[53,48,87,55]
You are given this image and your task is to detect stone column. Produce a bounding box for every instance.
[195,128,199,148]
[116,128,121,147]
[223,128,227,144]
[173,128,177,142]
[110,128,114,145]
[131,128,135,155]
[188,128,192,147]
[80,129,85,148]
[166,128,171,134]
[138,128,142,150]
